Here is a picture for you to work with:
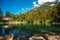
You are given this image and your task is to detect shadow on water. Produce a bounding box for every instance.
[0,23,60,36]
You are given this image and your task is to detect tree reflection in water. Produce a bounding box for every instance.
[0,24,60,36]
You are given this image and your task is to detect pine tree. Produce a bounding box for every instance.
[0,8,3,20]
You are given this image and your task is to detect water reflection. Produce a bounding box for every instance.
[0,24,60,36]
[1,28,5,35]
[0,24,14,35]
[9,30,20,36]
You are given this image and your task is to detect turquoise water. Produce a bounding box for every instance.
[0,23,60,36]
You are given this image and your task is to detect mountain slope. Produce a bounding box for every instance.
[27,2,56,13]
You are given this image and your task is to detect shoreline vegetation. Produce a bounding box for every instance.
[0,21,60,25]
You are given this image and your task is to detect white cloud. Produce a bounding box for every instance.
[59,0,60,1]
[33,0,60,7]
[33,1,36,4]
[38,0,55,5]
[21,8,31,11]
[33,1,39,7]
[22,8,24,10]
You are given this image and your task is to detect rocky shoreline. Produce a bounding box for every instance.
[0,32,60,40]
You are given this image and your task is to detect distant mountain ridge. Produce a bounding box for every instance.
[27,2,57,13]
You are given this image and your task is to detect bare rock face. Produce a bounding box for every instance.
[0,36,3,40]
[29,35,60,40]
[45,33,60,40]
[29,34,45,40]
[7,34,14,40]
[47,35,60,40]
[29,33,60,40]
[0,33,60,40]
[29,35,46,40]
[0,34,14,40]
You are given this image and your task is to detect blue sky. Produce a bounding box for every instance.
[0,0,35,15]
[0,0,59,15]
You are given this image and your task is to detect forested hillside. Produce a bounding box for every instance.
[0,2,60,24]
